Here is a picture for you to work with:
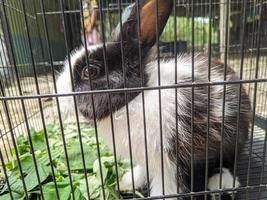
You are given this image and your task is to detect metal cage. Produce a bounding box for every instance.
[0,0,267,199]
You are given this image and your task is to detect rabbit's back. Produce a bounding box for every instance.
[98,54,251,167]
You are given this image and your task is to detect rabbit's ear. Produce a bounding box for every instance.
[115,0,173,49]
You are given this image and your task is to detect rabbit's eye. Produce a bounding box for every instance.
[82,66,99,80]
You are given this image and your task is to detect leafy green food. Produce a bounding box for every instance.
[0,123,134,200]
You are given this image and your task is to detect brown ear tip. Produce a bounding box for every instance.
[139,0,173,44]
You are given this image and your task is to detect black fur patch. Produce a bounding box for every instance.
[73,43,148,120]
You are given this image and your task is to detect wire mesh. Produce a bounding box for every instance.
[0,0,267,200]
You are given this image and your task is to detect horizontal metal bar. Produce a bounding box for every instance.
[1,78,267,101]
[0,61,64,68]
[177,1,266,7]
[36,10,81,15]
[36,7,122,15]
[137,184,267,200]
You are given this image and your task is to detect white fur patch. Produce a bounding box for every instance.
[208,168,240,200]
[119,165,146,191]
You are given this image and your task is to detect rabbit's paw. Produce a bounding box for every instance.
[208,168,240,200]
[118,165,146,191]
[119,171,134,191]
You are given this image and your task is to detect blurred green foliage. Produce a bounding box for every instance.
[161,16,218,46]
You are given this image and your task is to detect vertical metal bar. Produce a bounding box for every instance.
[0,39,13,96]
[0,103,12,158]
[190,0,195,199]
[136,0,150,196]
[173,0,180,196]
[77,0,109,199]
[58,0,82,199]
[4,1,45,199]
[77,2,93,199]
[0,8,25,137]
[0,75,24,141]
[0,100,29,199]
[219,1,230,200]
[201,0,205,49]
[38,1,64,199]
[204,0,212,199]
[32,0,51,95]
[15,6,39,125]
[20,2,49,199]
[232,0,247,199]
[0,38,16,95]
[8,0,37,130]
[247,1,257,83]
[91,0,113,199]
[73,0,81,46]
[0,2,13,69]
[0,129,10,161]
[107,2,112,35]
[258,6,267,115]
[65,0,75,51]
[0,39,15,139]
[21,1,65,200]
[257,117,267,200]
[1,1,43,199]
[22,0,42,129]
[117,0,137,196]
[257,57,266,116]
[0,77,11,161]
[246,1,263,199]
[155,0,165,196]
[60,3,91,200]
[187,0,190,47]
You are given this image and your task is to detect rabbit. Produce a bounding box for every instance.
[56,0,251,199]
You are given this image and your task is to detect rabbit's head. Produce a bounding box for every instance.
[57,0,173,121]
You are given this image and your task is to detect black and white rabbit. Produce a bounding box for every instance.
[57,0,251,199]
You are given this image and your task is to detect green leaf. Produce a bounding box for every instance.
[62,141,98,171]
[0,192,24,200]
[73,188,86,200]
[37,149,62,166]
[57,185,72,200]
[8,174,24,195]
[43,181,71,200]
[24,164,50,191]
[6,153,33,173]
[89,177,101,199]
[30,130,47,151]
[42,183,58,200]
[3,123,131,200]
